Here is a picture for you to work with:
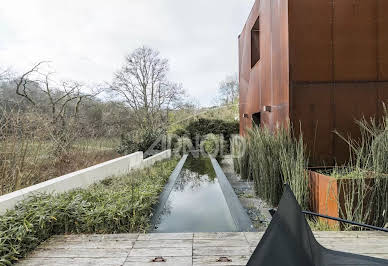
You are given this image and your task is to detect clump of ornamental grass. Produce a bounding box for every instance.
[231,135,251,180]
[308,217,340,231]
[331,107,388,229]
[0,158,178,265]
[279,132,310,210]
[239,123,309,209]
[328,167,388,230]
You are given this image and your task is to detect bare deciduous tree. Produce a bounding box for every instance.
[14,62,99,153]
[218,74,239,105]
[111,46,185,130]
[0,68,10,81]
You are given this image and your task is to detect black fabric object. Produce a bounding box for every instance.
[247,184,388,266]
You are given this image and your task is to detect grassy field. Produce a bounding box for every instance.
[0,138,121,196]
[0,158,178,265]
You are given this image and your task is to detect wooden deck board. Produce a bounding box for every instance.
[123,256,192,266]
[17,232,388,265]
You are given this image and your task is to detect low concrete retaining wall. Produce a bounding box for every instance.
[0,150,171,214]
[141,150,171,168]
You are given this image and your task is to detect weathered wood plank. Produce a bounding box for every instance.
[50,233,139,241]
[243,232,263,247]
[17,257,125,266]
[39,240,134,249]
[130,247,192,257]
[134,239,192,248]
[17,231,388,266]
[313,231,388,238]
[193,255,250,266]
[194,239,249,248]
[194,232,246,241]
[138,233,193,240]
[124,256,192,266]
[28,248,128,258]
[193,246,250,256]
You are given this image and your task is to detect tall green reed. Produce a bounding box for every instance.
[231,135,250,180]
[236,123,309,209]
[332,105,388,229]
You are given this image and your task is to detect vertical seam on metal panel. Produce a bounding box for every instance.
[331,0,336,161]
[270,0,273,127]
[374,0,380,116]
[286,0,292,122]
[376,0,380,117]
[376,0,380,81]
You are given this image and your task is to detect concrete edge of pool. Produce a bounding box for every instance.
[210,156,256,232]
[151,154,255,232]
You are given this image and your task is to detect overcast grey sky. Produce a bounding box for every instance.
[0,0,254,106]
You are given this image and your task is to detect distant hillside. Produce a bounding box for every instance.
[168,100,239,133]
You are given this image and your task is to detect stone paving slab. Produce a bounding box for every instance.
[17,232,388,265]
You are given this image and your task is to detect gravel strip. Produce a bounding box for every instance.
[219,155,272,231]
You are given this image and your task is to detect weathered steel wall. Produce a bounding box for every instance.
[240,0,388,164]
[239,0,290,135]
[289,0,388,164]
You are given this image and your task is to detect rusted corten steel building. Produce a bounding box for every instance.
[239,0,388,164]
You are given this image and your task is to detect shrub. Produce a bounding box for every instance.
[201,134,226,156]
[173,136,193,156]
[0,159,178,265]
[173,128,188,137]
[117,128,166,157]
[182,118,239,153]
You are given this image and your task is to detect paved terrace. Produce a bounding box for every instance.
[17,231,388,265]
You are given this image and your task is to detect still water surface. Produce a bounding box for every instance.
[154,156,237,232]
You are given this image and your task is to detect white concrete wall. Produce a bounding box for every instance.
[0,150,171,214]
[141,150,171,168]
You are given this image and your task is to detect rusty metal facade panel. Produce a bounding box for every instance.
[239,0,290,136]
[291,84,334,164]
[289,0,333,82]
[289,0,385,83]
[288,0,388,164]
[332,83,380,162]
[334,0,377,80]
[292,83,388,164]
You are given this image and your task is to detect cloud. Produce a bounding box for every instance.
[0,0,255,106]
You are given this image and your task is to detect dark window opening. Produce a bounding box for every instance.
[251,16,260,68]
[252,112,261,127]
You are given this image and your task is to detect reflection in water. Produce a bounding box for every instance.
[154,156,237,232]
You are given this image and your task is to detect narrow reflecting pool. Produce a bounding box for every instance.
[154,156,237,232]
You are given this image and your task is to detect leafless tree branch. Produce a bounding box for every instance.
[111,46,185,130]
